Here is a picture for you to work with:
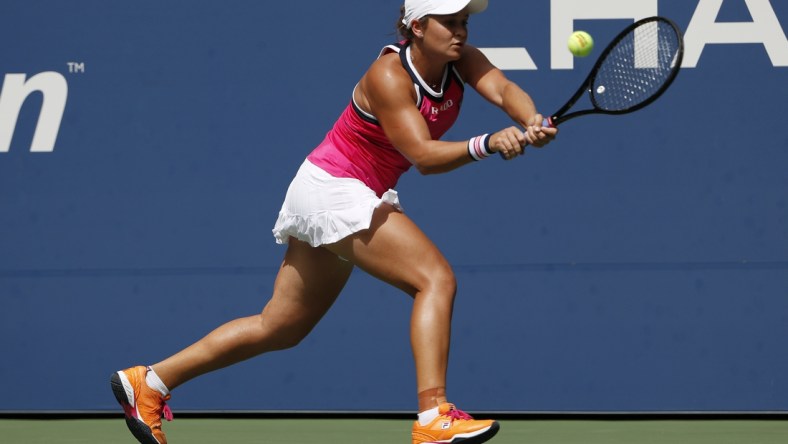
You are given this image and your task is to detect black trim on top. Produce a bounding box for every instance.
[351,99,379,125]
[350,40,466,124]
[398,41,457,104]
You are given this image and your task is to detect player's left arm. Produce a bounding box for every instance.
[457,45,557,147]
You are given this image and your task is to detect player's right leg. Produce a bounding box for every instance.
[148,240,353,389]
[111,366,172,444]
[111,238,354,443]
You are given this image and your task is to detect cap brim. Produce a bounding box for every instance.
[430,0,488,16]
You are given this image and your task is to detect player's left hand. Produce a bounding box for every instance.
[525,114,558,148]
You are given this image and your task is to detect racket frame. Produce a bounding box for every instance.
[549,16,685,127]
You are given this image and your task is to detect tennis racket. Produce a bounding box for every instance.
[539,16,684,130]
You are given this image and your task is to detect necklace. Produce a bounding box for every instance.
[419,69,443,91]
[409,51,442,91]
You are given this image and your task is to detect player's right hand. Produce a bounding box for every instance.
[489,126,527,160]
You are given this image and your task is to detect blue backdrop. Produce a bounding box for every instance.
[1,0,786,412]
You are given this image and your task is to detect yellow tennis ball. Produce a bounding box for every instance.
[568,31,594,57]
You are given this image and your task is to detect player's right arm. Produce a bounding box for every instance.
[356,55,525,171]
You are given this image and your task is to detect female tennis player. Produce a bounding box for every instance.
[111,0,556,443]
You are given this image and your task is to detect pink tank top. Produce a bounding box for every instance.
[307,41,465,197]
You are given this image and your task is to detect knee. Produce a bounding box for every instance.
[255,312,313,352]
[417,262,457,302]
[265,325,311,351]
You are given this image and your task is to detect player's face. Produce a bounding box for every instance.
[423,10,469,60]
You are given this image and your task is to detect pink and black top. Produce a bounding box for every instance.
[307,41,466,197]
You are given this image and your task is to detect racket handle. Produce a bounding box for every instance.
[497,117,554,158]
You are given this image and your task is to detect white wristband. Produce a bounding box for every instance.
[468,134,492,161]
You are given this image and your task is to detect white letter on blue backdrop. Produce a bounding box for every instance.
[0,72,68,153]
[683,0,788,68]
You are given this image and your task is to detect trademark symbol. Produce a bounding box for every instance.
[67,62,85,73]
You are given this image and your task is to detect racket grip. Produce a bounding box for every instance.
[497,117,554,158]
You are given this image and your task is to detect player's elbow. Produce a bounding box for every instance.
[407,143,454,175]
[414,163,438,175]
[414,161,450,176]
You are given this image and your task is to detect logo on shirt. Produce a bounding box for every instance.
[431,99,455,115]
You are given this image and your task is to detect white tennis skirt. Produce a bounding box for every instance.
[272,159,403,247]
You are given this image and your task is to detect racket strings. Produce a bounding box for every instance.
[592,20,681,112]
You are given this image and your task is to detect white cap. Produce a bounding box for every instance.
[402,0,489,29]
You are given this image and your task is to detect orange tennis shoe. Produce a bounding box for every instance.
[111,366,173,444]
[412,403,499,444]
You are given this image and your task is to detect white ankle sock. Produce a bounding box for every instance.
[145,366,170,397]
[418,406,440,426]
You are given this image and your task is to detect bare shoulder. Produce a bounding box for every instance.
[357,52,416,111]
[363,52,411,91]
[455,44,502,91]
[455,45,495,78]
